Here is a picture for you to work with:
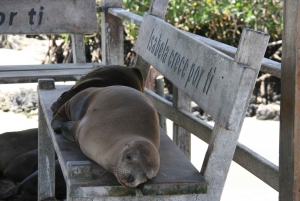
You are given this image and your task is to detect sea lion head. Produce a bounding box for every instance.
[109,139,160,188]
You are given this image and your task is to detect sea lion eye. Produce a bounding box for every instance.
[125,153,132,160]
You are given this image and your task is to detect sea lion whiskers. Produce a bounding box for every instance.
[106,163,135,187]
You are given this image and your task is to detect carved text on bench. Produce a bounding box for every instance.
[0,7,44,26]
[147,29,216,95]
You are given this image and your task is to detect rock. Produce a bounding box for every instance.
[246,104,257,117]
[256,103,280,120]
[2,106,10,112]
[0,88,38,118]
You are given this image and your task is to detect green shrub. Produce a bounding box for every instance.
[123,0,283,46]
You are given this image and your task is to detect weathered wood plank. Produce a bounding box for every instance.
[149,0,169,19]
[71,34,86,63]
[200,28,269,200]
[145,88,212,142]
[136,13,247,131]
[280,1,300,200]
[99,10,281,79]
[155,76,167,132]
[186,32,281,78]
[234,142,279,191]
[172,87,191,160]
[0,69,93,78]
[132,0,169,84]
[0,0,97,34]
[101,0,124,65]
[38,80,56,200]
[108,8,143,26]
[0,63,105,83]
[0,63,100,71]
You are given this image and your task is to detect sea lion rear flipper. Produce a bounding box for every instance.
[61,121,77,142]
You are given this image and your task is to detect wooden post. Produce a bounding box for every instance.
[133,0,169,80]
[155,75,167,132]
[280,1,300,200]
[200,29,269,201]
[173,87,191,160]
[71,34,86,63]
[38,79,56,201]
[101,0,124,65]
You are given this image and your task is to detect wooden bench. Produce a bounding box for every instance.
[0,0,270,200]
[0,0,98,83]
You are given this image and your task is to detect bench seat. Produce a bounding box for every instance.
[38,84,207,198]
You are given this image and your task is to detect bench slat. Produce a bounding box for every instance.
[0,0,97,34]
[108,8,143,26]
[38,85,207,198]
[0,63,101,71]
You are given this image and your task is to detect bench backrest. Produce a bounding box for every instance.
[0,0,97,35]
[0,0,98,83]
[135,13,269,131]
[134,12,270,200]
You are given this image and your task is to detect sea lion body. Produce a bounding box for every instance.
[51,86,160,187]
[0,128,38,172]
[3,149,38,182]
[51,65,144,116]
[0,130,66,200]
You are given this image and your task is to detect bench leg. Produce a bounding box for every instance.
[38,102,56,200]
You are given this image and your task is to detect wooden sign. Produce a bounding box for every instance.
[136,13,250,130]
[0,0,98,34]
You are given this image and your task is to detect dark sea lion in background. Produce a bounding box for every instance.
[0,129,66,200]
[14,160,66,201]
[3,149,38,183]
[51,86,160,188]
[51,65,144,116]
[0,128,38,173]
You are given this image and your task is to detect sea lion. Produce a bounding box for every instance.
[51,86,160,187]
[3,149,38,183]
[51,65,144,116]
[15,160,66,200]
[0,128,38,172]
[0,129,66,200]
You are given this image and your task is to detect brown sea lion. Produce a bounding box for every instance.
[51,65,144,116]
[51,86,160,187]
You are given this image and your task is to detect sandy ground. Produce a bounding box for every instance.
[0,38,280,200]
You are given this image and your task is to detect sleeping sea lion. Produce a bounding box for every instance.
[51,65,144,116]
[51,86,160,187]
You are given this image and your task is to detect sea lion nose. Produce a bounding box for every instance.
[127,175,135,183]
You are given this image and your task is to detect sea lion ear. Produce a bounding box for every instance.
[131,68,145,92]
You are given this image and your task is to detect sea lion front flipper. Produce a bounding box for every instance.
[61,121,77,142]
